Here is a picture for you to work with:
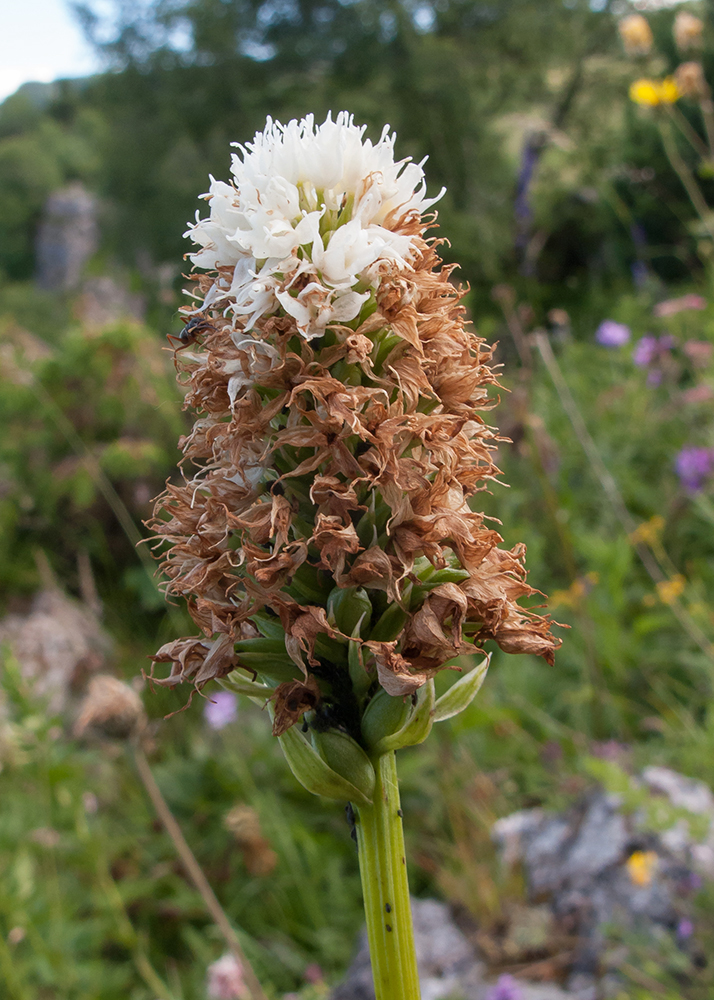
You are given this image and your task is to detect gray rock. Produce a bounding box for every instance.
[492,774,713,992]
[561,796,627,886]
[75,275,145,330]
[332,898,484,1000]
[36,183,98,291]
[331,899,583,1000]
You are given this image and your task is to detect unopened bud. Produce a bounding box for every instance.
[224,805,277,876]
[674,11,704,52]
[225,804,262,842]
[675,61,710,99]
[74,675,146,740]
[361,688,412,750]
[278,724,374,806]
[311,730,376,801]
[327,586,372,637]
[619,14,653,56]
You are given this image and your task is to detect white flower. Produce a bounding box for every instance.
[187,112,443,339]
[206,953,247,999]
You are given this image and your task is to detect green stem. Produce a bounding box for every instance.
[355,751,421,1000]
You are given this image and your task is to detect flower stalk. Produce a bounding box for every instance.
[355,751,420,1000]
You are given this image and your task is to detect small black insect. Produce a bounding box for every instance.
[168,312,214,351]
[345,803,358,845]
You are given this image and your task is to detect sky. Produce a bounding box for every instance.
[0,0,102,103]
[0,0,700,104]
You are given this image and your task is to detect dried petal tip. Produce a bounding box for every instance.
[74,675,146,740]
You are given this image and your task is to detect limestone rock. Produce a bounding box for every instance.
[36,183,98,292]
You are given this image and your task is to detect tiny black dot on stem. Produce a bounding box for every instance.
[385,903,392,913]
[397,809,403,817]
[386,924,392,932]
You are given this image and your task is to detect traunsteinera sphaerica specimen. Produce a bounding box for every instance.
[149,112,559,1000]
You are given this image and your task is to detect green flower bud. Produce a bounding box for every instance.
[311,729,376,802]
[233,636,304,684]
[327,586,372,637]
[361,687,412,751]
[369,603,408,642]
[410,567,470,606]
[234,637,290,656]
[278,725,373,807]
[370,680,435,756]
[287,563,332,605]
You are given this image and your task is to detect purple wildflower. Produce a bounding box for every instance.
[687,872,703,892]
[677,917,694,939]
[204,690,238,730]
[591,739,629,761]
[595,320,631,347]
[633,335,659,366]
[675,446,714,491]
[486,974,523,1000]
[633,334,674,366]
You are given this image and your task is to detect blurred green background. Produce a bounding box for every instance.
[2,0,714,997]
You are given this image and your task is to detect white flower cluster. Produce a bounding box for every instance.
[188,112,443,339]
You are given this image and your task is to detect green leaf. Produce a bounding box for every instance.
[433,654,490,723]
[220,671,274,700]
[250,610,287,641]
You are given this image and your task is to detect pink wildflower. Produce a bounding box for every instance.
[653,294,706,317]
[207,954,248,999]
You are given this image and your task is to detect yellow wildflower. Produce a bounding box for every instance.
[630,77,681,106]
[656,574,686,605]
[660,76,682,104]
[548,573,598,610]
[630,79,662,106]
[619,14,654,56]
[629,515,665,547]
[626,850,658,887]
